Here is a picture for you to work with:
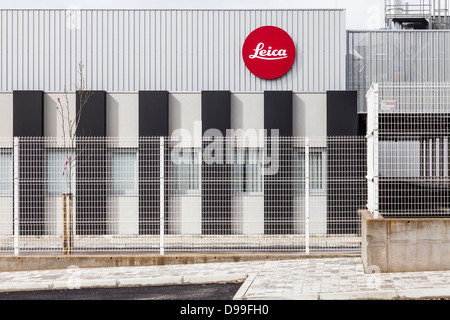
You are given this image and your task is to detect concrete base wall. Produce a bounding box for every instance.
[361,211,450,273]
[0,253,359,272]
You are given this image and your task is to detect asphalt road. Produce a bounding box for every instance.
[0,283,243,300]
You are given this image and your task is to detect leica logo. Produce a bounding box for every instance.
[243,26,295,80]
[249,43,288,61]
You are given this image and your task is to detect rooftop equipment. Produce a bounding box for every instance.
[385,0,450,29]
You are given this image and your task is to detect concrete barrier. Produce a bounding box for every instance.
[361,211,450,273]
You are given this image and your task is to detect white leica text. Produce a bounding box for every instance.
[249,43,288,60]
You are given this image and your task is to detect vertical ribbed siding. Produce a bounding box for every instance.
[0,9,346,92]
[347,30,450,113]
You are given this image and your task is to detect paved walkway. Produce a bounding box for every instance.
[0,257,450,300]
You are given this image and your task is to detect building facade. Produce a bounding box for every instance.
[8,7,445,253]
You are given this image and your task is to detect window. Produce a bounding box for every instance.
[47,149,76,196]
[170,148,201,195]
[0,149,12,196]
[233,148,263,194]
[294,148,326,194]
[108,149,138,196]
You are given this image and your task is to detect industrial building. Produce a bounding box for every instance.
[0,1,448,254]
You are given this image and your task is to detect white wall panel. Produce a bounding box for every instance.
[0,9,346,93]
[293,93,327,137]
[169,93,202,148]
[0,93,13,139]
[231,93,264,133]
[0,197,12,236]
[106,93,138,147]
[44,93,76,141]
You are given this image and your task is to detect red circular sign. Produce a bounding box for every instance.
[242,26,296,80]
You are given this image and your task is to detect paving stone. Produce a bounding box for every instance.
[1,257,450,299]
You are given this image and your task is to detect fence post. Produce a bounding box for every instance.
[159,137,165,255]
[373,130,380,219]
[13,137,19,256]
[305,137,310,255]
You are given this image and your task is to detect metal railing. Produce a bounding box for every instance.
[385,0,433,17]
[0,136,367,255]
[384,0,450,29]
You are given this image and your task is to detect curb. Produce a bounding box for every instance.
[0,273,249,293]
[319,288,450,300]
[241,288,450,300]
[233,273,258,300]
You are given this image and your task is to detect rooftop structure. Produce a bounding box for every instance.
[385,0,450,29]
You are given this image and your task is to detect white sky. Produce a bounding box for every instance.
[1,0,386,30]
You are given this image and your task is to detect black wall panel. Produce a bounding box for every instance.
[326,91,364,235]
[13,91,45,235]
[264,91,293,235]
[75,91,107,235]
[13,91,44,137]
[138,91,169,235]
[326,91,358,136]
[76,91,106,137]
[264,91,293,137]
[201,91,231,235]
[202,91,231,137]
[358,114,367,137]
[139,91,169,137]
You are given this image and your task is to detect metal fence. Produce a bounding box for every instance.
[367,83,450,218]
[0,136,367,255]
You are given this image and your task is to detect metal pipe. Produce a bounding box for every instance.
[433,0,437,29]
[439,0,442,26]
[445,0,448,28]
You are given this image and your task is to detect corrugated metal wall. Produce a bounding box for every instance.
[0,9,346,92]
[347,30,450,113]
